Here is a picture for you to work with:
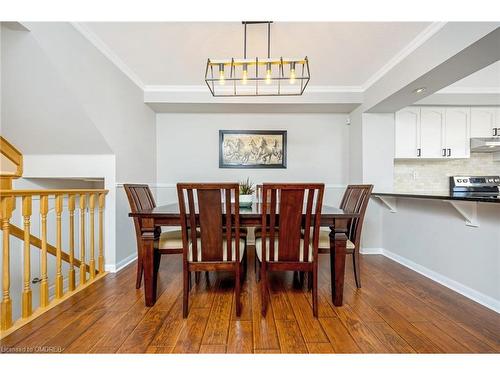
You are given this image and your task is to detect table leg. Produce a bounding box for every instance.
[329,226,347,306]
[141,218,157,307]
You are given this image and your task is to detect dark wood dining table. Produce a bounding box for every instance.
[129,203,359,308]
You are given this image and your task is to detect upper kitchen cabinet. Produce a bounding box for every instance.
[420,107,445,158]
[471,107,500,137]
[444,107,471,158]
[395,106,471,159]
[395,107,420,158]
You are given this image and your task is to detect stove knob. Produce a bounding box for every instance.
[488,178,494,183]
[462,179,468,183]
[495,179,500,183]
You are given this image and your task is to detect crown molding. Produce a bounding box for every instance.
[437,86,500,94]
[143,84,364,93]
[361,22,447,90]
[71,22,145,90]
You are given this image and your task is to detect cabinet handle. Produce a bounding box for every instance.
[447,148,451,157]
[417,148,421,157]
[442,148,446,157]
[494,128,498,136]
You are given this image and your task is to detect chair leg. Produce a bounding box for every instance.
[136,255,143,289]
[183,269,189,318]
[256,258,261,282]
[353,250,362,288]
[312,268,318,318]
[261,263,267,317]
[195,272,200,283]
[154,251,161,275]
[243,250,248,281]
[235,266,242,317]
[308,271,313,291]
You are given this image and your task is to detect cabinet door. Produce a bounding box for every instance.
[471,107,495,137]
[395,108,420,158]
[420,107,445,158]
[445,107,470,158]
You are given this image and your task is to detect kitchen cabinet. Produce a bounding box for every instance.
[395,106,471,159]
[420,107,445,158]
[471,107,500,137]
[445,107,470,158]
[395,108,420,158]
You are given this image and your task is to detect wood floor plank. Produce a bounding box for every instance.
[365,322,416,353]
[306,342,335,353]
[268,275,296,321]
[286,289,328,343]
[274,319,308,353]
[145,346,174,353]
[411,321,471,353]
[430,319,497,353]
[201,278,233,345]
[199,345,227,353]
[334,305,389,353]
[250,276,280,351]
[172,308,210,353]
[319,317,361,353]
[227,321,253,353]
[373,305,443,353]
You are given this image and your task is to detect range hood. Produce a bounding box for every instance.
[470,138,500,152]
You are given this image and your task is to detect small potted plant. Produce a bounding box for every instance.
[239,178,255,208]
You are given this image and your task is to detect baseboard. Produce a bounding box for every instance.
[105,253,138,273]
[381,248,500,314]
[360,247,384,255]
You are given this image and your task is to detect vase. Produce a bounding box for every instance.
[239,194,253,208]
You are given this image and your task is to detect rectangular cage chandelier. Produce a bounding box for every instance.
[205,21,310,97]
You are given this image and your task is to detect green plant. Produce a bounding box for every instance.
[239,178,255,195]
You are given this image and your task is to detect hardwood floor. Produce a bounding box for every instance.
[1,247,499,353]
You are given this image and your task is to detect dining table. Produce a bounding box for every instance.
[129,203,359,308]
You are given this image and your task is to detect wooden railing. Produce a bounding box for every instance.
[0,189,108,337]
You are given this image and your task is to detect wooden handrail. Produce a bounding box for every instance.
[0,189,108,196]
[9,224,92,273]
[0,136,23,178]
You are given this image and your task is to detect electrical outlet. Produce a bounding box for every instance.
[412,171,418,180]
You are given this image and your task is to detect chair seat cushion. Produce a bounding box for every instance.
[255,237,313,262]
[188,238,246,262]
[318,229,355,251]
[156,229,184,249]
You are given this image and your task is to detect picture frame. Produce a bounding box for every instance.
[219,130,287,169]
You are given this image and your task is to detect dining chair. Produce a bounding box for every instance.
[177,183,247,318]
[124,184,184,289]
[256,183,324,317]
[317,184,373,288]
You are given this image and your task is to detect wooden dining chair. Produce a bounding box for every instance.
[317,184,373,288]
[177,183,247,318]
[124,184,184,289]
[256,183,324,317]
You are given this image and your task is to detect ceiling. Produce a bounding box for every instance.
[442,60,500,90]
[82,22,431,87]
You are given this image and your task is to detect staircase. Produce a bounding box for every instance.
[0,136,109,337]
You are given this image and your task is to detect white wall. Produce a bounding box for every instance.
[1,23,158,266]
[155,113,350,207]
[381,199,500,311]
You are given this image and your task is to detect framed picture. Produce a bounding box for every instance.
[219,130,287,169]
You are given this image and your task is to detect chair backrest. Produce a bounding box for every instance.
[124,184,158,243]
[261,183,324,262]
[339,185,373,248]
[177,183,240,263]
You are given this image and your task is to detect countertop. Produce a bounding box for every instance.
[372,191,500,203]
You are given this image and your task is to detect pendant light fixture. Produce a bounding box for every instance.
[205,21,310,97]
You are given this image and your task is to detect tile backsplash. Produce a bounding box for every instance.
[394,153,500,192]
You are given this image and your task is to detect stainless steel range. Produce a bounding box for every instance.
[450,176,500,198]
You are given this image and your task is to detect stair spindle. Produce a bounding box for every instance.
[0,195,14,330]
[55,194,64,298]
[39,194,49,307]
[68,195,76,291]
[89,193,96,279]
[79,194,87,285]
[98,193,105,273]
[22,195,33,318]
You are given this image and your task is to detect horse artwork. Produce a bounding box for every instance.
[219,130,287,168]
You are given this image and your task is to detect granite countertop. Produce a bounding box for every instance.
[372,191,500,203]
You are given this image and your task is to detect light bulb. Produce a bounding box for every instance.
[265,63,272,85]
[219,64,225,85]
[242,64,248,85]
[289,62,296,84]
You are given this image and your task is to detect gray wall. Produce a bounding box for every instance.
[1,23,157,266]
[155,112,351,207]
